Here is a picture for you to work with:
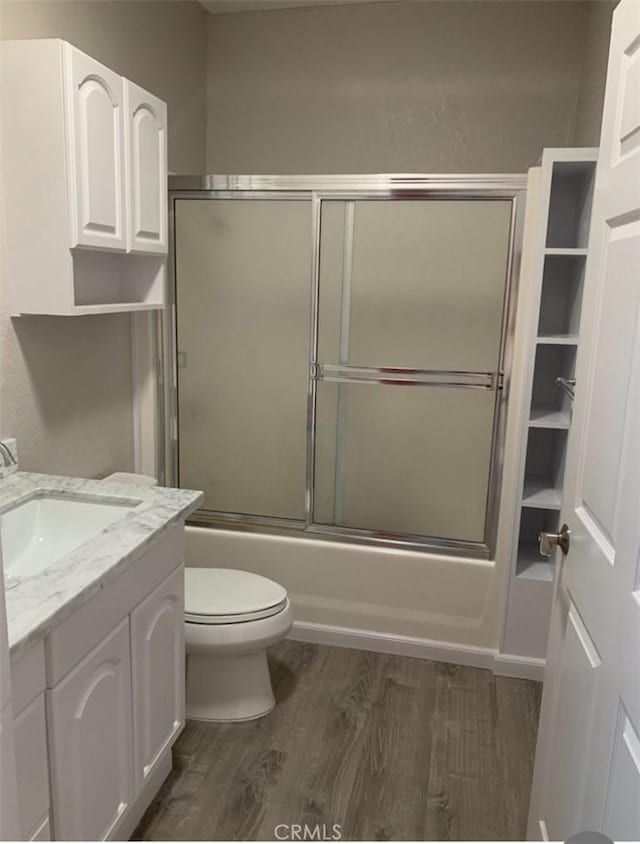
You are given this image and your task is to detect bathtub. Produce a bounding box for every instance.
[186,525,506,669]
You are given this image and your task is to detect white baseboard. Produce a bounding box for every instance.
[288,621,545,681]
[493,652,546,681]
[289,620,496,670]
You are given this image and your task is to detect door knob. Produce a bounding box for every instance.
[539,524,570,557]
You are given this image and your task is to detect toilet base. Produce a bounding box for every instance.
[186,650,276,722]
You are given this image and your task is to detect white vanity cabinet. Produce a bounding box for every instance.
[10,525,187,841]
[47,620,134,842]
[0,39,167,315]
[131,567,184,792]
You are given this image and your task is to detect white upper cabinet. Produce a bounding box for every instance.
[125,81,168,255]
[0,39,167,315]
[65,46,127,251]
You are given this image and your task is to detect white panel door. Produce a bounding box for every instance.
[64,44,126,251]
[527,0,640,838]
[125,80,167,254]
[131,566,184,792]
[47,619,134,841]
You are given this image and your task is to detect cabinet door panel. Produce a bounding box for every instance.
[47,619,133,841]
[131,566,184,790]
[65,45,126,251]
[13,695,49,841]
[126,81,167,254]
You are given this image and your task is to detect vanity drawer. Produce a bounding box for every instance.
[13,693,50,840]
[45,524,183,686]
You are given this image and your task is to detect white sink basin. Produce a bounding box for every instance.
[1,493,141,578]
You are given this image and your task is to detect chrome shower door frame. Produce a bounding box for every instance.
[165,175,527,559]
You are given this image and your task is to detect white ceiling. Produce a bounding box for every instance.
[200,0,426,15]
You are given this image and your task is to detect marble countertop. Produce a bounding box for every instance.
[1,471,203,658]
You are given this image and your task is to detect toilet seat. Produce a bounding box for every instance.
[184,568,288,625]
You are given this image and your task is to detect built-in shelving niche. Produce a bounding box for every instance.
[500,149,597,664]
[72,251,165,314]
[516,507,559,582]
[530,343,576,425]
[538,255,585,341]
[522,428,567,509]
[518,251,581,577]
[546,161,596,249]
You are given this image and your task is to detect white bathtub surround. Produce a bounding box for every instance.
[0,439,18,479]
[185,526,544,681]
[186,526,500,641]
[1,471,202,657]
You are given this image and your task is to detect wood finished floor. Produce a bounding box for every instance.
[133,641,541,841]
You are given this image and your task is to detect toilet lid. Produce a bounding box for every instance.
[184,568,288,624]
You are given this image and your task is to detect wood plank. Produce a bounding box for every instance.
[133,642,541,841]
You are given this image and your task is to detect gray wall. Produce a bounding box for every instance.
[0,0,208,477]
[0,0,208,173]
[574,1,617,146]
[205,1,608,174]
[0,0,615,479]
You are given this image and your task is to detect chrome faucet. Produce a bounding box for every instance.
[0,442,16,467]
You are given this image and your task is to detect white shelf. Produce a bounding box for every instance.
[71,302,163,315]
[536,334,579,345]
[522,482,562,509]
[516,542,555,582]
[544,248,588,257]
[529,408,571,429]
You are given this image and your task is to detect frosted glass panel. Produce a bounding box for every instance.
[172,190,514,551]
[318,199,512,371]
[314,382,496,542]
[175,199,311,519]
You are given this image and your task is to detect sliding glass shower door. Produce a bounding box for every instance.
[170,177,521,556]
[174,198,312,520]
[313,199,512,545]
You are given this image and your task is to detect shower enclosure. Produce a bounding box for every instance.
[166,175,526,558]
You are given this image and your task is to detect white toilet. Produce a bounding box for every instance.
[184,567,293,722]
[101,475,292,722]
